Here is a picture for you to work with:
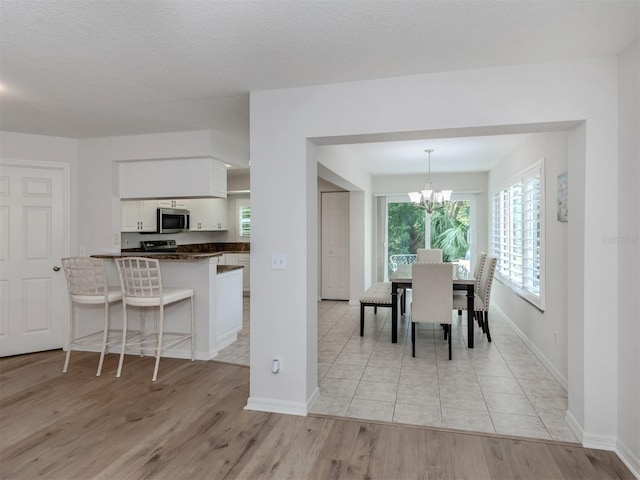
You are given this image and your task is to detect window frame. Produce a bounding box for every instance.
[491,159,546,311]
[237,199,251,240]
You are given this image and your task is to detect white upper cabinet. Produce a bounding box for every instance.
[119,157,227,199]
[187,198,228,231]
[121,200,157,232]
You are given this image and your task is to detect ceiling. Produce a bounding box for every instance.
[1,0,637,174]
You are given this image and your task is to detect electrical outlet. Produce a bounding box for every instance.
[113,232,120,244]
[271,254,287,270]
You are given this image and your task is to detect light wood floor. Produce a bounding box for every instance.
[0,351,633,480]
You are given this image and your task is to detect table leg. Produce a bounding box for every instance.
[391,283,398,343]
[467,284,474,348]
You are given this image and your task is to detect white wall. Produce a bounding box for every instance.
[488,132,569,383]
[249,56,622,449]
[0,131,80,254]
[616,39,640,472]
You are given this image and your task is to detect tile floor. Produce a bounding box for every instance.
[215,296,578,443]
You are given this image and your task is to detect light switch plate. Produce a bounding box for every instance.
[271,254,287,270]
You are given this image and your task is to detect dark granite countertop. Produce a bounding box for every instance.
[93,252,222,261]
[93,243,249,269]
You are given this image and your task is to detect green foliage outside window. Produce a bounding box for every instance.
[387,202,426,259]
[387,201,470,273]
[430,201,470,262]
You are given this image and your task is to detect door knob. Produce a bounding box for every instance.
[53,266,61,271]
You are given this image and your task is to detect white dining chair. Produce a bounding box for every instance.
[61,257,123,376]
[417,248,443,263]
[115,257,195,381]
[453,254,497,342]
[410,262,454,359]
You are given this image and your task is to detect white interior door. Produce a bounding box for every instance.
[0,160,68,356]
[321,192,349,300]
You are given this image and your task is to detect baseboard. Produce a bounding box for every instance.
[583,432,618,451]
[493,305,568,390]
[216,332,239,350]
[245,396,309,416]
[564,410,584,444]
[307,386,320,411]
[616,439,640,479]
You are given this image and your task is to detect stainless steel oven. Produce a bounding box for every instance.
[157,208,190,233]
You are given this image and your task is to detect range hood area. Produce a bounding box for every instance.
[119,157,227,199]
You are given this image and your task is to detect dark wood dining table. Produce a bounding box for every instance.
[389,263,477,347]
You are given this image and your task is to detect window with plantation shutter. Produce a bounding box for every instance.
[491,160,545,310]
[239,205,251,237]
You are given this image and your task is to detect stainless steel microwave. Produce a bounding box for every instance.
[157,208,190,233]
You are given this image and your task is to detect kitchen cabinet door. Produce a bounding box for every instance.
[121,200,157,232]
[187,198,227,231]
[238,254,250,293]
[210,198,227,231]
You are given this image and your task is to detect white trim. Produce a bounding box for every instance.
[493,304,567,389]
[583,432,618,451]
[307,386,320,412]
[451,192,478,270]
[245,396,310,416]
[564,410,584,444]
[616,439,640,479]
[216,332,239,351]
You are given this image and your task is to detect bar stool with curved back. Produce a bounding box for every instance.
[115,257,194,381]
[453,254,497,342]
[61,257,123,376]
[416,248,443,263]
[411,262,454,359]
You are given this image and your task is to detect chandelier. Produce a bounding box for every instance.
[408,149,452,214]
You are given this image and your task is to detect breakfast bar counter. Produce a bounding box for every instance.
[92,252,244,361]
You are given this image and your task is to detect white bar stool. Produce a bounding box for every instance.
[61,257,123,376]
[114,257,194,381]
